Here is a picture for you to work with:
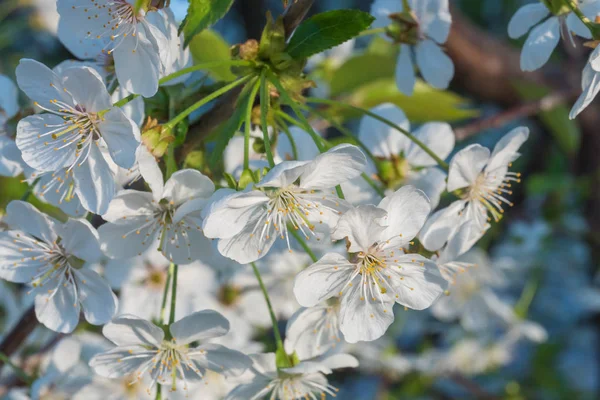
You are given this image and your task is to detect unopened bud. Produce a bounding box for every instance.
[239,39,259,61]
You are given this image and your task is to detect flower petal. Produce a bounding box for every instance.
[507,4,549,39]
[74,268,117,325]
[358,102,411,158]
[298,144,367,189]
[102,314,164,347]
[0,74,19,118]
[378,185,431,243]
[389,254,447,310]
[447,144,491,192]
[73,144,116,215]
[570,60,600,119]
[486,126,529,173]
[331,205,387,252]
[98,107,140,169]
[405,122,455,167]
[34,280,80,333]
[415,39,454,90]
[5,200,57,242]
[162,169,215,205]
[89,347,153,379]
[520,16,560,72]
[294,253,354,307]
[113,33,161,98]
[395,44,416,96]
[170,310,229,345]
[15,58,73,108]
[202,190,269,239]
[188,343,252,377]
[61,66,111,112]
[57,218,102,262]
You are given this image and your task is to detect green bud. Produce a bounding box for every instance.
[258,12,286,60]
[238,168,257,190]
[252,137,266,154]
[275,347,294,369]
[183,150,205,170]
[223,172,237,190]
[387,11,420,45]
[271,52,294,71]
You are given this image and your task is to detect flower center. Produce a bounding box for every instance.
[466,168,521,223]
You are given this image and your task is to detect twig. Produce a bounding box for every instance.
[0,306,37,369]
[454,91,575,141]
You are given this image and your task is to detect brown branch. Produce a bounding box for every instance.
[0,306,37,370]
[177,0,315,161]
[454,91,576,141]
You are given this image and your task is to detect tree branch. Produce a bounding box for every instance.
[0,306,37,370]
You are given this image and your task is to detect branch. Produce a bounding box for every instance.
[177,0,315,160]
[0,306,37,370]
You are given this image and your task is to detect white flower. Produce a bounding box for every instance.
[225,352,358,400]
[358,103,454,207]
[433,221,483,283]
[430,250,513,332]
[370,0,453,95]
[202,144,367,264]
[0,201,116,333]
[57,0,170,97]
[419,127,529,251]
[15,60,140,214]
[508,0,600,72]
[89,311,252,394]
[294,186,447,343]
[98,169,215,264]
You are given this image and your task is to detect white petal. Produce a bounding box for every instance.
[406,122,455,167]
[0,232,51,283]
[406,167,447,209]
[285,306,341,359]
[395,45,416,96]
[98,108,140,169]
[113,33,161,98]
[570,61,600,119]
[276,126,320,161]
[102,314,164,347]
[389,254,447,310]
[415,39,454,90]
[0,136,24,177]
[378,185,431,242]
[170,310,229,345]
[137,145,164,198]
[16,114,78,172]
[161,223,212,264]
[98,217,158,259]
[102,190,156,222]
[0,74,19,118]
[73,144,116,214]
[358,102,411,158]
[113,86,145,126]
[57,218,102,262]
[438,220,484,264]
[298,144,367,189]
[5,200,57,242]
[189,343,252,377]
[162,169,215,205]
[89,348,153,378]
[415,0,452,43]
[74,268,117,325]
[339,283,395,343]
[520,16,560,72]
[418,200,467,251]
[320,353,359,370]
[294,253,354,307]
[487,126,529,173]
[15,59,73,107]
[217,220,276,264]
[34,280,80,333]
[256,160,310,188]
[61,66,111,112]
[447,144,491,192]
[331,205,387,252]
[507,4,550,39]
[202,190,269,239]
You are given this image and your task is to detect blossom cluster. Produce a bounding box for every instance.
[0,0,597,399]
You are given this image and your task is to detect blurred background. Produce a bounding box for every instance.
[1,0,599,399]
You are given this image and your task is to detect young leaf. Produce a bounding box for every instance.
[181,0,235,47]
[285,9,374,60]
[189,30,236,81]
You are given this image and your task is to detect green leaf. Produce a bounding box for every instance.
[330,53,396,96]
[345,78,478,123]
[181,0,235,47]
[285,9,374,60]
[513,81,581,155]
[189,30,235,81]
[209,83,255,168]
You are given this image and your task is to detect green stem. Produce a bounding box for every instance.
[244,80,262,170]
[168,263,178,325]
[112,61,253,108]
[250,262,284,350]
[165,91,178,180]
[159,267,173,324]
[20,178,39,201]
[306,97,450,171]
[289,228,318,263]
[356,27,387,37]
[514,276,540,319]
[564,0,600,37]
[259,70,276,168]
[0,352,33,385]
[164,75,254,131]
[276,116,299,160]
[361,172,386,198]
